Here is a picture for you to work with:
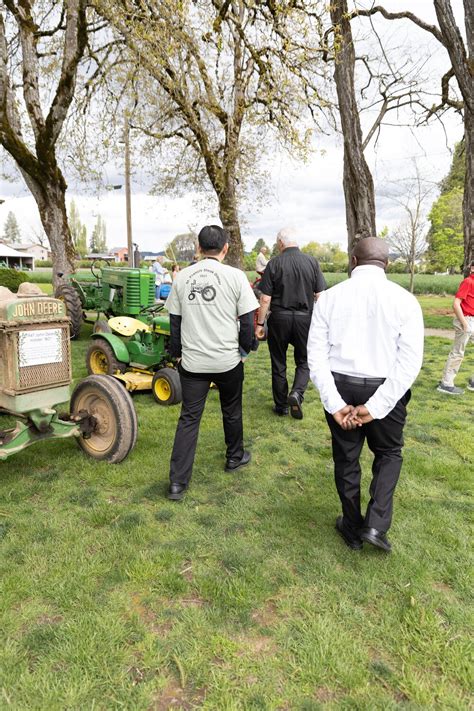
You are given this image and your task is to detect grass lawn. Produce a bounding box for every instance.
[0,323,473,709]
[417,296,454,330]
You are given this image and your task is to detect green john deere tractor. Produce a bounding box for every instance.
[0,283,137,463]
[55,260,156,339]
[85,304,182,407]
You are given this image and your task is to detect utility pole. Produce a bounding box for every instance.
[124,116,133,267]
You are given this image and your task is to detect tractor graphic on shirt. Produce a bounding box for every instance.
[187,280,217,302]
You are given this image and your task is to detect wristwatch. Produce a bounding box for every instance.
[257,322,265,326]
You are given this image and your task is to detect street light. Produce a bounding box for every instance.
[117,115,133,267]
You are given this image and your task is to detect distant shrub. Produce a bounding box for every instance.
[34,260,53,267]
[0,268,31,292]
[387,261,408,274]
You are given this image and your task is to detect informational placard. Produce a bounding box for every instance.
[18,329,62,367]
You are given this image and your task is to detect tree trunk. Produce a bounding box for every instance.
[464,108,473,271]
[21,166,75,288]
[330,0,377,258]
[218,183,244,268]
[433,0,473,271]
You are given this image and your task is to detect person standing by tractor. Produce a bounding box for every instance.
[165,225,259,501]
[437,260,474,395]
[255,227,326,419]
[151,255,168,299]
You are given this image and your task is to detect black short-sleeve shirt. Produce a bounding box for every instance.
[259,247,326,312]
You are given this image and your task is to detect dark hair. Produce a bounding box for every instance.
[198,225,229,254]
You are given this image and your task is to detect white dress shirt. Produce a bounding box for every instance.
[255,252,269,273]
[307,265,424,419]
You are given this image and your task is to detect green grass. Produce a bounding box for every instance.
[320,273,463,295]
[0,325,473,708]
[418,296,454,330]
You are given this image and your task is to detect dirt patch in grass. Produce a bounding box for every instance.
[424,328,454,338]
[179,560,194,583]
[150,679,206,710]
[236,634,278,657]
[433,581,458,601]
[179,595,206,607]
[129,594,174,637]
[36,614,63,626]
[314,686,340,702]
[251,600,279,627]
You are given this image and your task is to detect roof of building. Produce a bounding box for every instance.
[0,243,35,258]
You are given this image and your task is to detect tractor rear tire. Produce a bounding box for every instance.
[152,367,182,405]
[70,374,137,463]
[93,319,112,335]
[55,284,83,339]
[86,339,126,375]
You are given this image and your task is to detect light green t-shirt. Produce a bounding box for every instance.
[165,259,259,373]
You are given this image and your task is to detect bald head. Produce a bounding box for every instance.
[352,238,388,270]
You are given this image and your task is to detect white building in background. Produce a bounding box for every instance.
[12,243,49,261]
[0,243,35,270]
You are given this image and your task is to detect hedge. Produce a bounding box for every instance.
[0,268,31,292]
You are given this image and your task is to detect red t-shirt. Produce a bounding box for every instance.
[456,274,474,316]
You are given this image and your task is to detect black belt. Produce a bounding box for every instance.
[332,372,386,387]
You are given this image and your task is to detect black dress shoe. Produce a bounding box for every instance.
[360,527,391,552]
[288,391,303,420]
[225,450,251,472]
[335,515,363,550]
[167,483,188,501]
[272,405,289,416]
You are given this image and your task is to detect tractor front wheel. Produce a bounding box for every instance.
[86,339,126,375]
[55,284,83,339]
[70,375,137,463]
[152,368,182,405]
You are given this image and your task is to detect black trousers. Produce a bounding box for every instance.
[169,362,244,486]
[267,310,312,409]
[325,379,411,533]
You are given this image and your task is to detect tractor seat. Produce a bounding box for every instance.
[108,316,151,337]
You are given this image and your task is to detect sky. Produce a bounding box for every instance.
[0,1,465,254]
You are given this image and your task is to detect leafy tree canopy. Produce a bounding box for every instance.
[252,239,268,253]
[68,201,88,258]
[166,232,197,263]
[2,212,21,245]
[439,142,465,195]
[426,187,463,271]
[90,215,107,254]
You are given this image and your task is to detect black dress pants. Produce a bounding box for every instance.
[169,362,244,486]
[267,310,312,409]
[324,379,411,533]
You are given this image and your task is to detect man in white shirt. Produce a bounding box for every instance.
[165,225,259,500]
[307,238,424,552]
[255,246,269,275]
[151,256,168,299]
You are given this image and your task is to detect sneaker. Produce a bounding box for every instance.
[436,383,464,395]
[467,379,474,392]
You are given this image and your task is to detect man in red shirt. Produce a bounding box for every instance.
[437,260,474,395]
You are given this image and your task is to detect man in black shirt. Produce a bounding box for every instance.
[255,227,326,418]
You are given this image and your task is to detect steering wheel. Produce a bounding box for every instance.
[90,258,111,281]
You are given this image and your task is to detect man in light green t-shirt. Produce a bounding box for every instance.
[165,225,258,500]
